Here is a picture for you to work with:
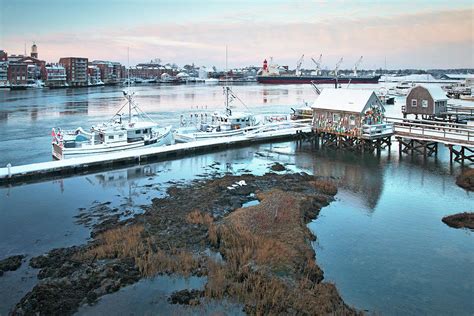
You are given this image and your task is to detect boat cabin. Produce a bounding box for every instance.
[312,89,391,137]
[206,111,256,131]
[404,85,448,118]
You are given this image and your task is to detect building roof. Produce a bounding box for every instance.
[417,84,448,101]
[311,89,378,113]
[441,74,474,80]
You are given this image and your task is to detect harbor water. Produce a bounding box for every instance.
[0,84,472,315]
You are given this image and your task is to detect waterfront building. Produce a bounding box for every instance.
[90,60,122,84]
[45,64,67,88]
[59,57,88,87]
[87,65,103,85]
[130,61,176,79]
[312,89,387,135]
[7,62,28,86]
[404,85,448,119]
[0,50,8,87]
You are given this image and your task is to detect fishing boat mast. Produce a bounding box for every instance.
[127,47,132,123]
[224,45,231,116]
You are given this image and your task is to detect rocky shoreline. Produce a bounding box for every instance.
[11,171,358,315]
[442,212,474,230]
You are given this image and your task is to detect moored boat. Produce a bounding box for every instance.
[51,90,172,160]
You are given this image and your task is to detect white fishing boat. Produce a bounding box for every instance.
[51,90,172,160]
[388,81,415,96]
[174,86,294,143]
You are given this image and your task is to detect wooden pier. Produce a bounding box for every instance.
[0,120,312,185]
[388,117,474,163]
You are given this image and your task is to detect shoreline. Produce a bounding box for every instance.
[10,171,358,315]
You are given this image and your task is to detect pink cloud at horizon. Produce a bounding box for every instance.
[2,8,473,69]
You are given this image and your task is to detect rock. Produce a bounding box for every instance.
[442,212,474,230]
[270,162,287,172]
[168,289,203,305]
[0,255,24,276]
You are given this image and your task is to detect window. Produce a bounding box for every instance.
[411,99,417,107]
[349,115,356,125]
[422,100,428,108]
[143,129,148,133]
[108,135,114,140]
[135,130,141,134]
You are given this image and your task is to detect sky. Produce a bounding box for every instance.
[0,0,473,69]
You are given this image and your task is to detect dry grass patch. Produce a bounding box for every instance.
[78,224,200,278]
[310,180,338,196]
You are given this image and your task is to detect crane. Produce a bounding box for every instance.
[333,57,343,77]
[311,54,322,75]
[353,56,363,76]
[296,54,304,76]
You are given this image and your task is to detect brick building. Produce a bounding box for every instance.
[59,57,88,87]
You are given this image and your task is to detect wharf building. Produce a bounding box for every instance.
[0,50,8,87]
[87,65,103,85]
[59,57,88,87]
[129,62,177,79]
[311,89,393,152]
[90,60,123,85]
[45,64,67,88]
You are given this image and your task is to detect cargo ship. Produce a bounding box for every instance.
[256,58,380,85]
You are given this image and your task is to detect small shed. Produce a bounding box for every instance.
[312,89,386,136]
[405,85,448,118]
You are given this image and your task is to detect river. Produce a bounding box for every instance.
[0,84,472,315]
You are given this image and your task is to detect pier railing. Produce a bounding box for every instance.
[387,117,474,146]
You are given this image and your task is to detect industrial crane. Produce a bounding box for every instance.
[333,57,343,77]
[296,54,304,76]
[311,54,322,75]
[353,56,363,76]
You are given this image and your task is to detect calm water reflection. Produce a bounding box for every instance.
[0,140,472,315]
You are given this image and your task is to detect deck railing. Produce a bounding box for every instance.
[386,117,474,145]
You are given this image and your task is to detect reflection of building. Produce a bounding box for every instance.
[59,57,88,87]
[295,149,384,210]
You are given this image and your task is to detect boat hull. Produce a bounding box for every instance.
[52,126,173,160]
[256,75,380,85]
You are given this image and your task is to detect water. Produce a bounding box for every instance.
[0,84,472,315]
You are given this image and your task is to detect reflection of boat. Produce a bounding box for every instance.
[51,90,172,160]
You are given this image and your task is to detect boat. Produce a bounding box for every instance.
[174,86,295,143]
[256,58,380,85]
[388,81,415,96]
[51,90,172,160]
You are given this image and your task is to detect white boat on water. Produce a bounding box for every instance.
[388,81,415,96]
[51,90,172,160]
[174,86,297,143]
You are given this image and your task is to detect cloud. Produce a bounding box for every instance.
[2,8,472,69]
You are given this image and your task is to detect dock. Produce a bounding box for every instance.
[0,120,312,185]
[388,117,474,163]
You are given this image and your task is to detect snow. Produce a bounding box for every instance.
[418,84,448,101]
[311,88,376,113]
[0,122,312,181]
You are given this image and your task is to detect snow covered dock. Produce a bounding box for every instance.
[0,122,312,185]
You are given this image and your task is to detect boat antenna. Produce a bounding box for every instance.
[128,47,132,123]
[224,45,231,116]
